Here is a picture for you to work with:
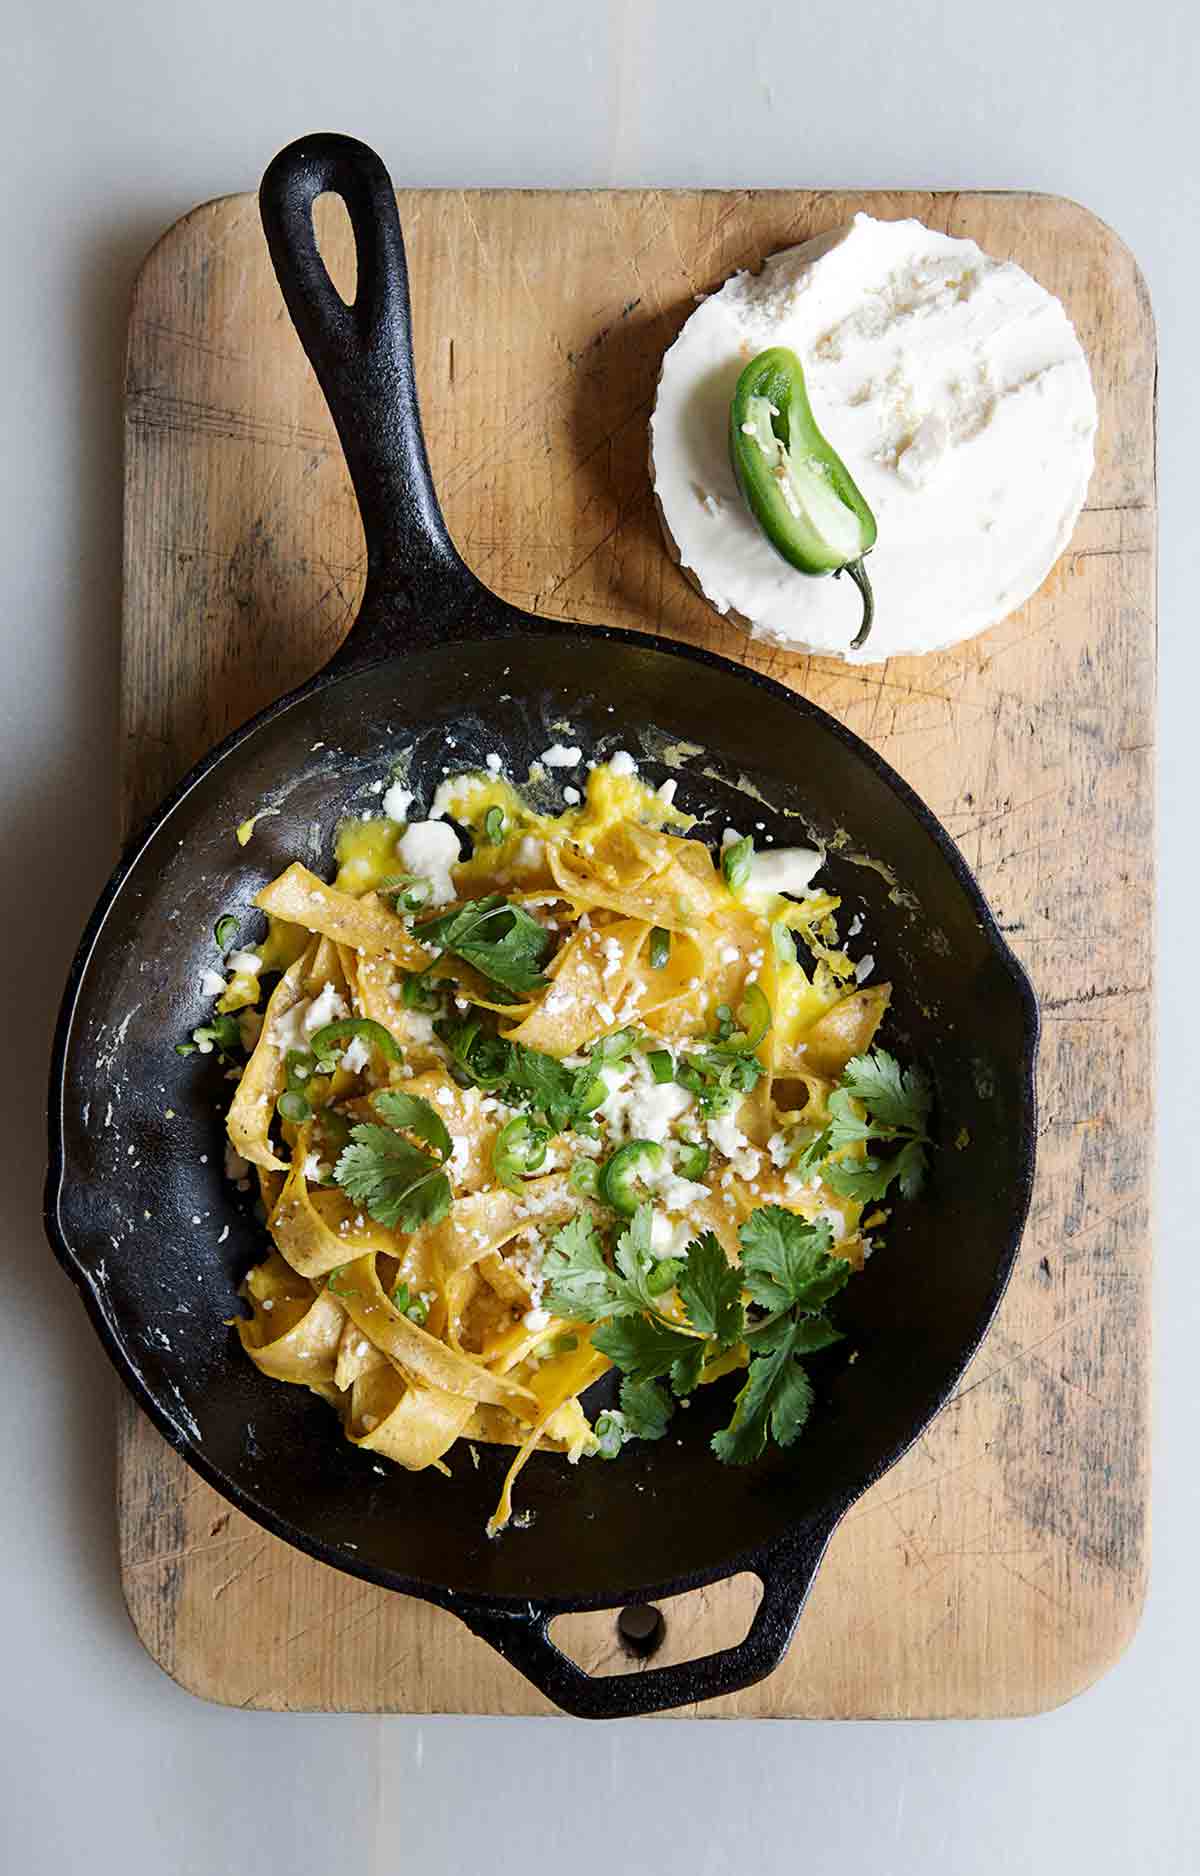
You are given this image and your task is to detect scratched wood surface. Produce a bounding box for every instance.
[118,187,1155,1716]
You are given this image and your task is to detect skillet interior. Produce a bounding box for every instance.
[51,626,1035,1607]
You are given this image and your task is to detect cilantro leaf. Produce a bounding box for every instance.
[738,1207,851,1314]
[746,1310,842,1356]
[669,1338,707,1396]
[823,1140,928,1202]
[675,1044,765,1117]
[372,1089,452,1161]
[896,1137,929,1200]
[677,1232,745,1347]
[592,1311,697,1381]
[619,1376,674,1440]
[711,1324,816,1465]
[841,1049,932,1135]
[417,895,552,995]
[789,1126,832,1182]
[822,1155,893,1202]
[543,1215,622,1321]
[825,1087,879,1148]
[333,1126,451,1232]
[611,1204,668,1313]
[783,1050,933,1199]
[506,1045,602,1134]
[435,1013,603,1134]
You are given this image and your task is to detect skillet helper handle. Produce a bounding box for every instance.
[259,133,479,651]
[455,1524,834,1720]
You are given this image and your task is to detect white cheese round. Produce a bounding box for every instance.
[650,214,1097,663]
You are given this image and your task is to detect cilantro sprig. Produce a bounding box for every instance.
[436,1012,609,1135]
[333,1089,453,1232]
[713,1208,849,1463]
[547,1203,849,1466]
[790,1048,932,1202]
[416,894,553,996]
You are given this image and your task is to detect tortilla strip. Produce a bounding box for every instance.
[238,1258,346,1385]
[270,1154,419,1280]
[334,1313,388,1391]
[546,822,717,927]
[349,1365,476,1468]
[428,1174,583,1278]
[333,1252,536,1413]
[464,1403,576,1452]
[502,917,647,1053]
[488,1339,608,1534]
[795,984,891,1078]
[226,944,316,1171]
[305,934,346,996]
[256,862,429,969]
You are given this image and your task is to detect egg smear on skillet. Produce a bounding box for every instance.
[182,752,932,1534]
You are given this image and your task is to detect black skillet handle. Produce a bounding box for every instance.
[454,1522,836,1720]
[259,133,485,668]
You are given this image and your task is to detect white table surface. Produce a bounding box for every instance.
[7,2,1192,1869]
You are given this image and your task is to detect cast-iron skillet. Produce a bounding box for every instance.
[45,133,1037,1719]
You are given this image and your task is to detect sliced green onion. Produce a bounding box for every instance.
[675,1058,705,1095]
[484,806,505,845]
[599,1139,665,1217]
[214,914,239,951]
[771,919,797,964]
[309,1017,403,1068]
[646,1257,684,1297]
[175,1041,197,1057]
[569,1157,600,1196]
[593,1409,628,1459]
[391,1281,429,1325]
[722,835,754,893]
[648,926,671,970]
[277,1089,311,1125]
[493,1116,550,1193]
[675,1137,710,1181]
[646,1048,675,1085]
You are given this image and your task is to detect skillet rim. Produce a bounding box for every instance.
[45,609,1039,1626]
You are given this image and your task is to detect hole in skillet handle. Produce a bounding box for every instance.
[617,1604,666,1659]
[450,1520,838,1719]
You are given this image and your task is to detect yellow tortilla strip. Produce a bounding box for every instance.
[256,862,429,969]
[226,944,316,1171]
[238,1256,346,1385]
[615,926,705,1029]
[333,1252,537,1413]
[334,1313,389,1391]
[428,1174,583,1278]
[270,1154,419,1280]
[548,840,697,931]
[349,1365,476,1468]
[488,1339,608,1534]
[502,917,647,1053]
[795,983,891,1078]
[305,934,346,996]
[464,1403,577,1452]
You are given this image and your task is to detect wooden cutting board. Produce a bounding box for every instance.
[117,186,1155,1717]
